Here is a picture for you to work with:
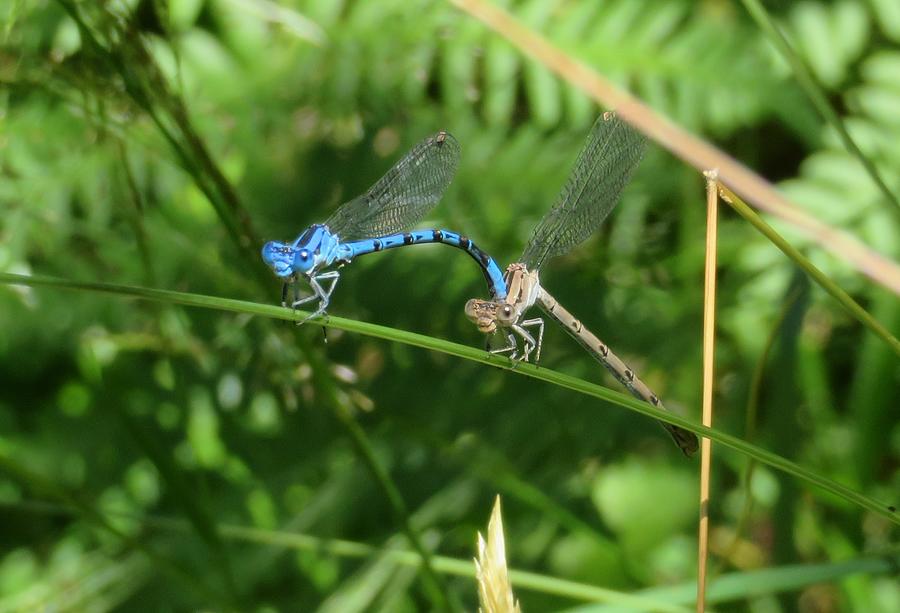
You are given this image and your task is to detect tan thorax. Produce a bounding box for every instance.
[503,263,540,318]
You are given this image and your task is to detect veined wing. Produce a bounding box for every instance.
[520,113,646,271]
[325,131,460,240]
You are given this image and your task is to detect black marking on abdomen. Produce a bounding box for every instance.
[649,394,660,406]
[403,233,414,245]
[373,239,383,251]
[460,236,471,249]
[432,229,443,241]
[469,244,491,266]
[598,343,609,357]
[624,369,635,382]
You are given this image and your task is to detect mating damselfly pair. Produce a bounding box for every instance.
[261,113,699,457]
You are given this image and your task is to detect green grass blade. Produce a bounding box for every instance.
[720,282,806,568]
[1,272,896,525]
[719,186,900,359]
[848,290,900,485]
[566,553,900,611]
[12,499,898,610]
[4,499,692,612]
[740,0,900,220]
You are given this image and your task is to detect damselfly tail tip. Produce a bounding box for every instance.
[680,433,700,457]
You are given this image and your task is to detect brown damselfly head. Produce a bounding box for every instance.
[465,299,501,334]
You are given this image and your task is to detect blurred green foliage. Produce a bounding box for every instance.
[1,0,898,610]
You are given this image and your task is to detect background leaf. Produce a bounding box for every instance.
[1,0,898,610]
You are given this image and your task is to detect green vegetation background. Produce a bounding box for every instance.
[1,0,898,611]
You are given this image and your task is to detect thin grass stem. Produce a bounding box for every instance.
[717,185,900,359]
[1,272,896,525]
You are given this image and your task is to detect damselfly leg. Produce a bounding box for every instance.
[279,280,301,326]
[506,318,543,363]
[292,271,341,325]
[487,317,543,363]
[516,317,544,363]
[488,331,519,359]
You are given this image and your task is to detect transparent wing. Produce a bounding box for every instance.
[520,113,647,270]
[325,131,460,240]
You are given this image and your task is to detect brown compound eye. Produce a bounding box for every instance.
[497,304,517,325]
[464,299,479,319]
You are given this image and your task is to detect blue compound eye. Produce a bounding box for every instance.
[292,248,316,273]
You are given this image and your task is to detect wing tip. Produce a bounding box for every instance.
[432,130,459,149]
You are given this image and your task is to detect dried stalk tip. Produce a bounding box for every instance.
[475,496,522,613]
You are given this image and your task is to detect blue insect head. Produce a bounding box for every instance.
[261,241,297,278]
[262,224,337,279]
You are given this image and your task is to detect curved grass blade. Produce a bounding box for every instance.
[1,272,896,525]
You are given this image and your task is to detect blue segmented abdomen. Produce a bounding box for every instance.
[342,230,508,299]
